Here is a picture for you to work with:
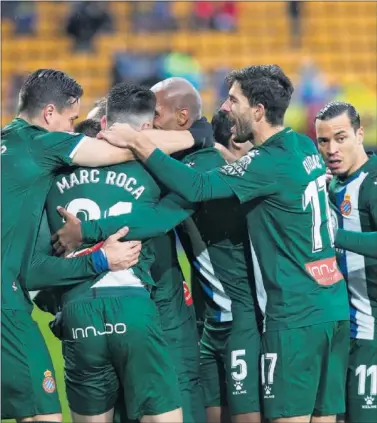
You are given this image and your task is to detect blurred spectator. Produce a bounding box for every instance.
[191,1,237,31]
[287,1,301,48]
[5,74,26,115]
[130,2,177,32]
[66,2,113,51]
[212,2,237,32]
[162,52,203,91]
[112,51,163,87]
[1,1,36,35]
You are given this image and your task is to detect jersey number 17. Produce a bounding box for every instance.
[303,174,335,253]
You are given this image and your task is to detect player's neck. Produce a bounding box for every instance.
[254,125,285,146]
[345,150,369,177]
[18,113,48,130]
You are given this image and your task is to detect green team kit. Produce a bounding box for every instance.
[329,153,377,423]
[45,161,181,419]
[81,147,261,416]
[1,118,87,419]
[140,127,351,419]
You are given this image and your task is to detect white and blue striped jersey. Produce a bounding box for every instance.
[329,154,377,340]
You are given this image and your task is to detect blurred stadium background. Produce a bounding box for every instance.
[1,1,376,421]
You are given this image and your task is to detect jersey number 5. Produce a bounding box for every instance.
[302,174,334,253]
[65,198,133,221]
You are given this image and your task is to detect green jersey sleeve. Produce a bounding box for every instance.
[32,131,85,171]
[335,230,377,259]
[26,211,99,290]
[81,192,197,242]
[144,148,235,202]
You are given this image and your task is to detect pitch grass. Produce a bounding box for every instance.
[3,254,191,423]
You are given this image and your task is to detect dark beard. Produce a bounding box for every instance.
[232,117,254,144]
[233,131,254,143]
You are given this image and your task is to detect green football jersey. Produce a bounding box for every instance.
[149,232,194,330]
[143,128,351,331]
[46,163,158,304]
[177,149,256,323]
[329,153,377,340]
[1,118,85,311]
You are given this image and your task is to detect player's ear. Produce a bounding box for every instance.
[177,108,189,127]
[356,126,364,145]
[43,104,55,125]
[254,104,265,123]
[100,115,107,130]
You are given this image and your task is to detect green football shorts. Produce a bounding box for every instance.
[61,288,181,420]
[261,320,350,420]
[1,309,61,420]
[346,337,377,423]
[200,312,261,415]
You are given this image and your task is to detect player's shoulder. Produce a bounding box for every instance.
[183,147,225,168]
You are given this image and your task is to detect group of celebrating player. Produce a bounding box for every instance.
[1,64,376,423]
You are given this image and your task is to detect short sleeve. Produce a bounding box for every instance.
[216,149,278,203]
[33,131,86,172]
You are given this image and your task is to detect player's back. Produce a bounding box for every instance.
[46,161,160,302]
[234,128,350,330]
[1,118,84,310]
[177,148,257,323]
[329,153,377,340]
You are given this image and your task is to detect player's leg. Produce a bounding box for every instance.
[108,290,182,423]
[225,311,261,423]
[61,299,119,422]
[164,313,206,423]
[200,320,230,423]
[312,320,350,423]
[345,337,377,423]
[1,309,62,422]
[261,325,324,423]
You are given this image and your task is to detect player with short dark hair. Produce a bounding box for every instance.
[315,101,377,423]
[74,118,102,138]
[53,79,261,423]
[99,64,350,423]
[1,68,143,423]
[1,68,213,423]
[45,82,184,423]
[212,109,253,162]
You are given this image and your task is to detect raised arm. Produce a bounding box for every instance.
[335,230,377,259]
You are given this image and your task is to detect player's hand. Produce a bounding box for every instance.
[214,142,237,163]
[102,227,142,271]
[97,123,139,149]
[326,168,333,186]
[52,206,83,256]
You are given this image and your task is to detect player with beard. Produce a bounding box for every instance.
[96,65,350,423]
[53,79,262,423]
[315,102,377,423]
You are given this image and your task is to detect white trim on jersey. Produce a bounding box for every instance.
[183,217,233,321]
[343,172,375,340]
[92,268,144,288]
[249,235,267,332]
[69,136,88,159]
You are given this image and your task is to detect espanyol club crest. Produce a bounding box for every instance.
[340,194,352,216]
[42,369,56,393]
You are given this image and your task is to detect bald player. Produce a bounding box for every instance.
[55,78,262,423]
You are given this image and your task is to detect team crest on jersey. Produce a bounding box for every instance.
[340,194,352,216]
[220,150,259,177]
[42,370,56,393]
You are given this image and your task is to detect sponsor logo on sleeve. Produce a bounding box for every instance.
[220,150,260,177]
[305,257,343,286]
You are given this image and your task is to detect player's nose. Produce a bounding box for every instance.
[220,99,231,112]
